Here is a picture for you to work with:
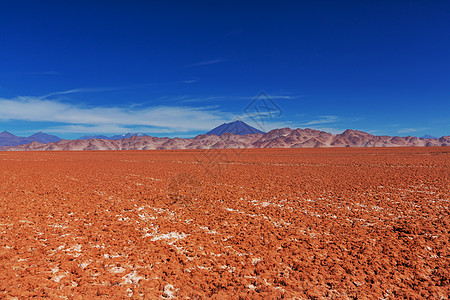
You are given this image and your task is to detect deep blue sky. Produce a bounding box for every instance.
[1,1,449,139]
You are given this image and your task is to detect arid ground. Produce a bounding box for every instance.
[0,148,449,299]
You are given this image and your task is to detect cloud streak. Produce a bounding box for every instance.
[294,115,338,126]
[182,78,200,84]
[397,128,427,134]
[41,85,149,99]
[40,124,179,135]
[185,58,227,67]
[0,96,234,133]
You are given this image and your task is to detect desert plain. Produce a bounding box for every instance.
[0,147,449,299]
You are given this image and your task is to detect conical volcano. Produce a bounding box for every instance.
[205,120,265,136]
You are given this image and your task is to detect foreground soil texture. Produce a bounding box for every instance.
[0,148,449,299]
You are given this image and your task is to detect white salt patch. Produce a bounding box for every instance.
[225,208,238,212]
[110,266,126,273]
[65,244,82,257]
[126,288,133,297]
[122,271,144,285]
[104,253,121,259]
[52,271,69,282]
[163,284,178,299]
[150,232,187,245]
[138,213,156,221]
[50,224,68,229]
[199,226,218,234]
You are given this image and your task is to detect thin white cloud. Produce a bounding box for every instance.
[398,128,417,133]
[397,128,427,134]
[178,96,221,103]
[42,87,130,98]
[164,94,302,104]
[182,78,199,84]
[41,83,158,99]
[40,125,179,135]
[0,96,233,133]
[185,58,227,67]
[366,130,380,134]
[294,115,338,126]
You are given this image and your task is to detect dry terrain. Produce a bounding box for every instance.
[0,148,449,298]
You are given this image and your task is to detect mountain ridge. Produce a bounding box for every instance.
[78,133,147,140]
[0,131,62,147]
[2,127,449,151]
[28,132,62,143]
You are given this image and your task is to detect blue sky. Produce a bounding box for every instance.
[0,1,449,139]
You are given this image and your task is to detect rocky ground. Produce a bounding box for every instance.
[0,147,449,299]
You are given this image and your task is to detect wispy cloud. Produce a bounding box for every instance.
[185,58,227,67]
[366,130,380,134]
[294,115,338,126]
[0,96,233,133]
[178,96,221,103]
[397,128,427,134]
[182,78,200,84]
[40,124,180,135]
[155,93,302,105]
[41,86,144,98]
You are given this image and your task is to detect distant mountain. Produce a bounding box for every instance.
[421,135,438,139]
[3,128,449,151]
[109,133,148,140]
[0,131,30,147]
[79,135,109,140]
[206,120,265,135]
[78,133,148,140]
[28,132,62,143]
[0,131,62,147]
[0,131,18,140]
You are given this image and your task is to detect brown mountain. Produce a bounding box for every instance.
[1,128,449,151]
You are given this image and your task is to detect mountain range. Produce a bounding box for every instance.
[0,132,150,147]
[1,125,449,151]
[79,133,148,140]
[0,131,61,147]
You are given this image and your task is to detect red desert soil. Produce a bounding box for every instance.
[0,148,449,299]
